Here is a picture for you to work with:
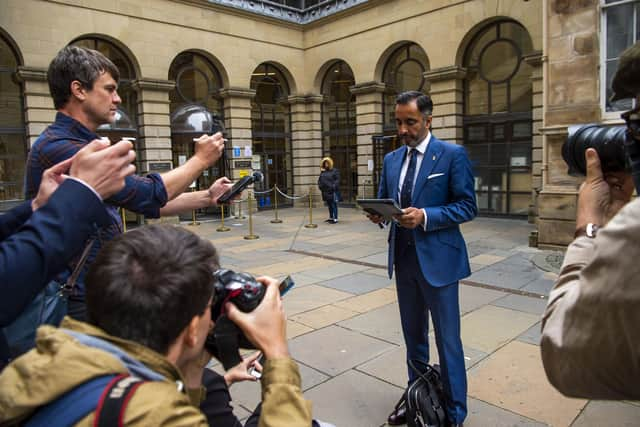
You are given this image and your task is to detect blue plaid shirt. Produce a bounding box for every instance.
[25,112,169,295]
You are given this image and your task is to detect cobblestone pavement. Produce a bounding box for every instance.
[183,206,640,427]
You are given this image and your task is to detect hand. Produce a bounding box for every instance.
[223,351,262,387]
[70,139,136,200]
[207,177,233,206]
[576,148,634,230]
[367,213,383,224]
[31,158,73,211]
[226,276,289,360]
[393,207,424,229]
[193,132,225,169]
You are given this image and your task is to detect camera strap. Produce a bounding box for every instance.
[211,316,244,370]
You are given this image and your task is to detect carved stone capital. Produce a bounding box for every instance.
[423,66,467,83]
[349,81,386,95]
[218,87,256,99]
[131,78,175,92]
[15,66,47,83]
[523,51,545,67]
[287,94,324,104]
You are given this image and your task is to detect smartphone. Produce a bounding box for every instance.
[278,275,295,296]
[249,365,262,379]
[217,175,254,204]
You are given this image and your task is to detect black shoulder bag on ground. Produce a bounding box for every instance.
[403,360,449,427]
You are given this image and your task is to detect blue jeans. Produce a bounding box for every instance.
[327,199,338,219]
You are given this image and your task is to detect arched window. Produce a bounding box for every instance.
[71,38,138,132]
[169,52,226,194]
[322,61,356,202]
[382,43,429,133]
[463,21,533,216]
[0,35,26,207]
[251,63,292,206]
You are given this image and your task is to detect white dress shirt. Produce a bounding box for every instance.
[397,132,431,230]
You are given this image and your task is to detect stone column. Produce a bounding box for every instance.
[220,87,256,214]
[16,66,55,146]
[288,94,323,206]
[131,78,175,174]
[524,52,544,225]
[423,66,466,146]
[350,81,385,199]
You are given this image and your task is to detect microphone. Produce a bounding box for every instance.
[250,171,264,184]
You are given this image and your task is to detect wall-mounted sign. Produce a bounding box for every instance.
[234,160,252,169]
[239,169,250,178]
[233,147,241,157]
[148,162,172,172]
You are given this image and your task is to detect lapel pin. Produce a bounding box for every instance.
[432,155,436,160]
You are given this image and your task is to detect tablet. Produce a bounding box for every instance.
[357,198,403,219]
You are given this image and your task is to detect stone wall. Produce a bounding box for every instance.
[1,0,545,223]
[538,0,599,248]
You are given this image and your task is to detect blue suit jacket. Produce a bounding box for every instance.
[378,135,477,286]
[0,179,110,327]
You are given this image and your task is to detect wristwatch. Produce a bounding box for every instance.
[574,223,600,238]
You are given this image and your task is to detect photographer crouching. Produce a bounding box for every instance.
[540,42,640,400]
[0,225,311,426]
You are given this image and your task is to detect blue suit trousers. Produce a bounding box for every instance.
[395,246,467,424]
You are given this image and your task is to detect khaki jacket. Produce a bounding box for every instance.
[540,197,640,400]
[0,318,312,426]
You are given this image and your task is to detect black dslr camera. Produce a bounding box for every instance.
[205,269,266,369]
[562,109,640,193]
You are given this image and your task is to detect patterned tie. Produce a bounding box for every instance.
[400,149,417,208]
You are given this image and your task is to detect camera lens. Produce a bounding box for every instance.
[562,124,628,176]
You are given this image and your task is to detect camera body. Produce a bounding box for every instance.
[205,269,266,369]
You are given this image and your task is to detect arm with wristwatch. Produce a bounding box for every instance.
[540,147,640,399]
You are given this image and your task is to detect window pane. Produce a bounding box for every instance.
[606,58,634,112]
[0,133,26,200]
[508,193,530,215]
[491,83,508,113]
[395,60,424,92]
[0,71,22,128]
[467,143,489,167]
[466,75,488,115]
[606,4,634,59]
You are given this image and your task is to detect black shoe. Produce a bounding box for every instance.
[387,396,406,426]
[331,218,338,224]
[324,218,332,223]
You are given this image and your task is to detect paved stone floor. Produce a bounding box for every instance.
[184,206,640,427]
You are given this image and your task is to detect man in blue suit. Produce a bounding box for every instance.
[368,91,477,426]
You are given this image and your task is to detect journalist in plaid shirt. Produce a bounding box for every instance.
[24,46,228,320]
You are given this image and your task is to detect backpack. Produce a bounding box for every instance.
[405,360,449,427]
[25,373,146,427]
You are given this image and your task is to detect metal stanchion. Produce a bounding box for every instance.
[270,186,282,224]
[120,208,127,232]
[304,186,318,229]
[244,191,259,240]
[216,204,230,232]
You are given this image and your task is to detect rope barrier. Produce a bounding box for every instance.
[252,187,274,195]
[275,186,306,200]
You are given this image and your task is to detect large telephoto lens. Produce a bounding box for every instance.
[562,124,627,176]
